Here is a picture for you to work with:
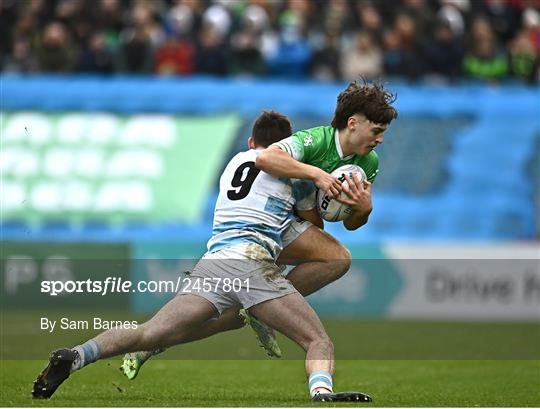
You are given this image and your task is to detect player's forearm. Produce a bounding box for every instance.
[343,209,371,231]
[256,147,320,181]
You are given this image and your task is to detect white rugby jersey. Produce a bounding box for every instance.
[207,149,316,260]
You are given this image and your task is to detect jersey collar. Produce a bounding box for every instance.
[334,129,355,160]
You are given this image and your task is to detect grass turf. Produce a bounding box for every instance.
[2,311,539,406]
[1,359,539,407]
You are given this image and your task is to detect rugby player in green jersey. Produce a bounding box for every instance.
[119,80,397,380]
[257,80,398,231]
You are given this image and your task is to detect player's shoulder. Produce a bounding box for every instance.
[230,149,258,162]
[223,149,257,173]
[292,125,333,139]
[291,126,334,146]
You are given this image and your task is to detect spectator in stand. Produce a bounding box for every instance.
[154,4,197,75]
[382,29,404,77]
[391,12,423,80]
[3,37,38,73]
[279,0,314,32]
[166,2,199,42]
[0,0,18,61]
[131,2,166,49]
[463,16,508,82]
[12,11,41,52]
[436,0,466,38]
[340,30,383,80]
[155,33,196,75]
[508,28,539,82]
[77,31,114,74]
[53,0,92,50]
[201,3,232,43]
[421,18,464,81]
[354,2,385,43]
[267,13,312,78]
[323,0,356,37]
[241,2,279,64]
[310,29,341,82]
[398,0,435,39]
[229,29,266,76]
[116,25,154,73]
[93,0,124,50]
[521,7,540,51]
[229,6,268,77]
[35,21,77,73]
[2,0,538,83]
[173,0,204,36]
[196,24,229,76]
[471,0,521,43]
[507,7,540,83]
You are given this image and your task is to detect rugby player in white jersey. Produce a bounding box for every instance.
[32,111,371,402]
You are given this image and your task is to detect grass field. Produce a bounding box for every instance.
[1,359,539,407]
[1,310,539,406]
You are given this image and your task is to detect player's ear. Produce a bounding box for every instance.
[247,136,255,149]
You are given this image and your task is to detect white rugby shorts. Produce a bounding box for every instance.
[180,243,297,314]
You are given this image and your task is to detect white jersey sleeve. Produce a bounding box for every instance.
[207,149,296,260]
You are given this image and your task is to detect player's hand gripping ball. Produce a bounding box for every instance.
[316,164,367,222]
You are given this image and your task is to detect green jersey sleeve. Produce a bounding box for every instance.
[273,136,305,161]
[273,127,329,164]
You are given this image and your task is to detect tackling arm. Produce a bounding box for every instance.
[256,146,320,179]
[256,146,342,197]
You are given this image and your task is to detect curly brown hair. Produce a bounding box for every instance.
[331,80,398,130]
[252,110,293,148]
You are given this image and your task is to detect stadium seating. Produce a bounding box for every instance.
[1,76,538,243]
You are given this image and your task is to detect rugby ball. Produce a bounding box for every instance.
[316,164,367,222]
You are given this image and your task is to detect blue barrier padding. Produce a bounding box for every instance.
[1,76,538,242]
[1,75,538,117]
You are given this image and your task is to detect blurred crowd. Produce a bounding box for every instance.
[1,0,539,83]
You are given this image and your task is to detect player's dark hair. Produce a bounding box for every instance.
[252,110,292,148]
[331,79,398,130]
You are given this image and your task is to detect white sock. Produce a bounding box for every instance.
[308,370,333,397]
[71,339,101,373]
